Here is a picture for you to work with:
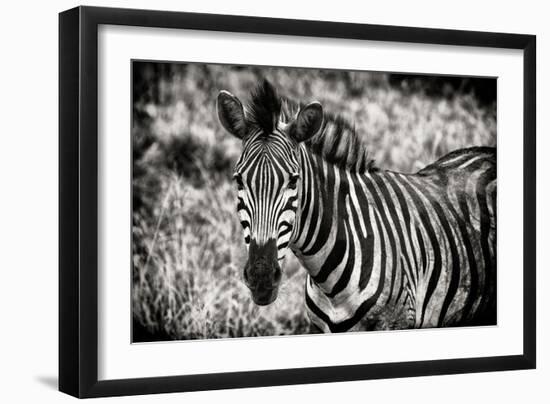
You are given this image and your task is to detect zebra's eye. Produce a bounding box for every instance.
[233,173,244,190]
[288,173,299,189]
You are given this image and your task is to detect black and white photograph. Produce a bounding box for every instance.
[1,0,545,401]
[131,61,497,342]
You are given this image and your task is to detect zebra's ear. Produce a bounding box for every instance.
[217,90,247,139]
[290,102,323,143]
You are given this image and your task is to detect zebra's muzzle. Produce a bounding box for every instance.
[244,239,282,306]
[249,285,279,306]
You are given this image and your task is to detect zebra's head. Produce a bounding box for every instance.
[216,79,323,305]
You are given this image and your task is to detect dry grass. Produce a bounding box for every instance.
[131,63,496,341]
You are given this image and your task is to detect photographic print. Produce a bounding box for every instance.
[131,61,497,342]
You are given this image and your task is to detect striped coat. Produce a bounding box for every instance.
[294,146,496,332]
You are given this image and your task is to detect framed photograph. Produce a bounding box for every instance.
[59,6,536,398]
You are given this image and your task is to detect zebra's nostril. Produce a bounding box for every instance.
[273,266,282,285]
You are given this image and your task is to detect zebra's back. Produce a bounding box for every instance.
[400,146,497,327]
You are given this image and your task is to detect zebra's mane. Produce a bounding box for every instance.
[246,79,377,173]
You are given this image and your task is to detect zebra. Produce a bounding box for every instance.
[216,79,496,332]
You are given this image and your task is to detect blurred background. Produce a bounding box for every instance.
[131,61,496,342]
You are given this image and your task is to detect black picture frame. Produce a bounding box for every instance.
[59,5,536,398]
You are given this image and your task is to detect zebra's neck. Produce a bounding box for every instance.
[289,147,385,330]
[290,146,392,294]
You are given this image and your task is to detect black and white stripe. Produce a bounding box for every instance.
[293,146,496,332]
